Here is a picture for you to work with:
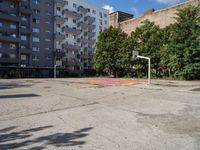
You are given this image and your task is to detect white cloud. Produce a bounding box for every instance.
[156,0,181,5]
[102,5,114,13]
[131,7,139,16]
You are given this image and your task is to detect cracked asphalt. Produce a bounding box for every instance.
[0,78,200,150]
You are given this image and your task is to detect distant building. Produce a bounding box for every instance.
[54,0,109,72]
[110,0,199,35]
[0,0,109,78]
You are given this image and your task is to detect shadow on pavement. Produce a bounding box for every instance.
[0,126,93,149]
[0,94,40,99]
[0,82,32,90]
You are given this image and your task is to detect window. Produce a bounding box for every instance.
[104,14,107,18]
[21,35,27,41]
[0,42,2,48]
[32,46,40,51]
[10,3,16,8]
[104,20,107,25]
[0,22,2,27]
[45,38,51,42]
[32,55,39,61]
[10,54,16,59]
[45,21,50,24]
[21,54,27,60]
[10,24,16,29]
[57,24,61,28]
[45,48,50,51]
[92,10,96,14]
[33,37,40,42]
[33,18,40,23]
[21,45,27,49]
[73,19,76,23]
[73,3,76,8]
[56,7,61,11]
[21,16,28,21]
[33,0,40,5]
[0,53,2,58]
[33,9,40,14]
[33,28,40,33]
[10,43,16,49]
[45,30,50,33]
[99,12,103,18]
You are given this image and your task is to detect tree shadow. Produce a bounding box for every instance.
[0,126,92,149]
[0,82,32,90]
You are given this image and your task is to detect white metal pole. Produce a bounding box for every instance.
[54,65,56,78]
[148,58,151,85]
[137,55,151,85]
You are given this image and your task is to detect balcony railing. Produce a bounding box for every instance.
[62,43,81,50]
[62,27,81,35]
[54,15,65,24]
[19,7,32,14]
[0,12,20,22]
[19,28,32,34]
[0,35,20,43]
[20,48,32,54]
[78,38,95,45]
[78,6,88,14]
[54,50,65,58]
[0,57,19,63]
[84,16,95,24]
[55,0,68,7]
[55,33,65,41]
[62,9,81,19]
[87,32,96,38]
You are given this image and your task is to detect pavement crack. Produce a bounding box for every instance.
[0,102,99,122]
[97,134,121,150]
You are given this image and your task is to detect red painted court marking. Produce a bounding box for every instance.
[85,79,145,86]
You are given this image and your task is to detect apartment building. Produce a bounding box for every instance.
[0,0,54,71]
[0,0,109,78]
[54,0,109,72]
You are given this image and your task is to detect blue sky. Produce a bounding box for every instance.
[83,0,187,16]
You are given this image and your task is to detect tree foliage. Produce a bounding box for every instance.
[95,5,200,80]
[161,5,200,79]
[95,27,127,77]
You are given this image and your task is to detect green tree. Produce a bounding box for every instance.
[162,5,200,79]
[95,27,127,77]
[129,20,164,76]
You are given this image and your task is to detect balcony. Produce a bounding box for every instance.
[77,22,88,29]
[84,16,95,24]
[55,0,68,7]
[62,9,81,19]
[19,28,32,34]
[0,58,19,64]
[81,54,89,59]
[54,50,65,58]
[55,33,65,41]
[19,7,32,14]
[20,48,32,54]
[78,6,88,14]
[87,32,96,38]
[85,47,95,52]
[0,35,20,43]
[88,25,96,31]
[55,16,65,24]
[78,38,95,45]
[66,60,81,66]
[0,13,20,22]
[63,27,81,35]
[63,43,81,51]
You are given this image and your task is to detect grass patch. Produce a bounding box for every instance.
[191,88,200,92]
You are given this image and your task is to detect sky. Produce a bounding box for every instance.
[83,0,187,16]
